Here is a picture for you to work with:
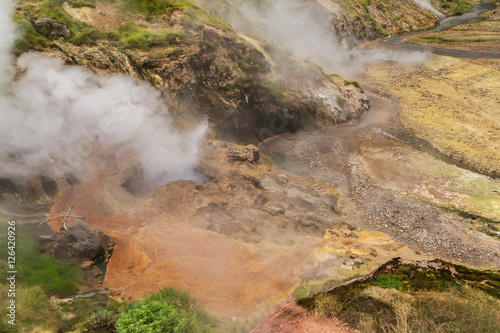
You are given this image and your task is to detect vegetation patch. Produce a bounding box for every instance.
[66,0,97,8]
[13,0,233,54]
[16,0,106,47]
[421,36,460,43]
[298,258,500,332]
[0,223,83,297]
[436,0,473,16]
[111,21,191,50]
[344,79,364,93]
[12,13,53,54]
[116,287,217,332]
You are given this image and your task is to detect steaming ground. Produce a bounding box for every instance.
[413,0,445,18]
[1,48,205,194]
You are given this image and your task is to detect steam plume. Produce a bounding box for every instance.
[211,0,428,77]
[0,2,205,194]
[0,0,15,88]
[413,0,445,18]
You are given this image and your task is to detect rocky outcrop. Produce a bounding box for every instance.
[193,0,440,47]
[50,219,114,286]
[53,219,112,264]
[35,18,70,38]
[227,144,260,163]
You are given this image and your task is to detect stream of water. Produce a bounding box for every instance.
[382,4,499,59]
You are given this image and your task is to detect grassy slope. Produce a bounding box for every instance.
[13,0,232,54]
[298,257,500,332]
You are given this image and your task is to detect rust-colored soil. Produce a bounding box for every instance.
[46,140,423,319]
[251,302,353,333]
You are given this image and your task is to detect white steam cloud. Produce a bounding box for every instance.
[413,0,445,18]
[235,0,349,74]
[0,1,205,194]
[0,0,16,88]
[221,0,428,78]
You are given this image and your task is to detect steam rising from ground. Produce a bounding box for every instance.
[0,0,16,88]
[234,0,349,74]
[413,0,444,18]
[0,2,205,194]
[213,0,428,77]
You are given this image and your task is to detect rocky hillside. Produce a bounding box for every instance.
[191,0,467,48]
[13,0,369,143]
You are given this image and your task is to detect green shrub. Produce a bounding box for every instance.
[83,309,118,332]
[116,287,217,333]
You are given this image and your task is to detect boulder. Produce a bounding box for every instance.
[50,23,71,38]
[227,144,260,163]
[35,18,70,38]
[53,220,110,264]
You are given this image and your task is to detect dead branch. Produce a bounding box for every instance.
[38,214,83,226]
[63,207,71,231]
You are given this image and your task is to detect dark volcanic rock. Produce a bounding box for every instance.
[53,219,110,264]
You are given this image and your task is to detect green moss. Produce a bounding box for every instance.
[260,82,288,106]
[67,0,97,8]
[12,13,53,54]
[436,0,473,16]
[344,79,365,93]
[372,274,407,291]
[18,0,107,48]
[116,287,217,333]
[421,36,460,43]
[117,0,189,15]
[115,21,190,50]
[181,4,232,31]
[298,258,500,332]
